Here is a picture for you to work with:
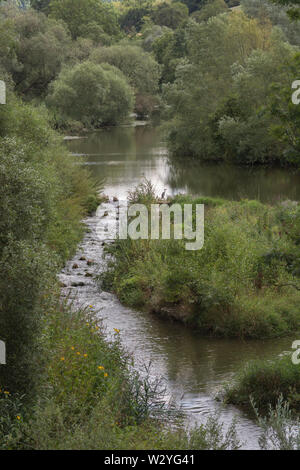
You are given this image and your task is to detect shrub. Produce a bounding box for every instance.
[48,61,134,127]
[224,355,300,413]
[254,396,300,450]
[0,296,241,450]
[0,97,100,397]
[151,2,189,29]
[0,4,71,98]
[49,0,120,40]
[101,187,300,339]
[90,45,160,115]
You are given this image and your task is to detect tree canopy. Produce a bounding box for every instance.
[48,61,135,126]
[49,0,120,39]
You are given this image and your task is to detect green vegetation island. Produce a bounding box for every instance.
[1,0,300,451]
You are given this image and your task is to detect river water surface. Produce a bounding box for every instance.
[61,125,300,449]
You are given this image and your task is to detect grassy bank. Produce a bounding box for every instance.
[101,186,300,339]
[224,355,300,414]
[0,295,243,450]
[0,93,241,451]
[0,90,102,397]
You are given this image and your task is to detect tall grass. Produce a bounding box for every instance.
[0,294,242,450]
[101,185,300,339]
[224,355,300,413]
[253,396,300,450]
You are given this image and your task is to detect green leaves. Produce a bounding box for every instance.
[49,0,120,40]
[48,61,134,126]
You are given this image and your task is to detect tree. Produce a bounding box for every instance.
[0,5,71,97]
[153,27,187,83]
[48,61,134,126]
[151,2,189,29]
[31,0,51,13]
[120,5,150,32]
[163,11,277,161]
[191,0,228,23]
[141,24,168,52]
[49,0,120,39]
[268,53,300,164]
[269,0,300,21]
[241,0,300,46]
[78,21,112,45]
[180,0,206,13]
[90,44,160,115]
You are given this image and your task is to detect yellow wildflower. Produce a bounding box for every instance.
[76,352,81,355]
[83,354,88,358]
[104,373,108,378]
[16,416,21,421]
[60,357,65,361]
[98,366,104,370]
[113,328,120,334]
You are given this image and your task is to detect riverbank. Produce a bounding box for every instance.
[3,292,243,450]
[0,99,243,449]
[0,107,242,449]
[101,191,300,339]
[224,354,300,414]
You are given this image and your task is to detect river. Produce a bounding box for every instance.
[61,124,298,449]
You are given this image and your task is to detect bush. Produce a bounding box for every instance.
[0,97,100,397]
[49,0,120,40]
[0,296,241,450]
[151,2,189,29]
[163,9,300,166]
[90,45,160,116]
[224,355,300,413]
[119,5,150,33]
[254,397,300,450]
[0,4,71,98]
[48,61,134,127]
[192,0,228,22]
[101,187,300,339]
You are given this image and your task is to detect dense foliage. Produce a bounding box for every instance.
[48,61,135,126]
[101,188,300,339]
[3,0,300,160]
[0,5,70,97]
[49,0,120,40]
[162,9,300,165]
[90,44,160,115]
[225,355,300,413]
[0,93,100,398]
[1,0,300,450]
[0,1,160,124]
[0,297,243,450]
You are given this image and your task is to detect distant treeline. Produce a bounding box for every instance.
[2,0,300,165]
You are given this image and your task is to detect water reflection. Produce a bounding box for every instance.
[64,124,299,448]
[66,125,300,203]
[167,161,300,203]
